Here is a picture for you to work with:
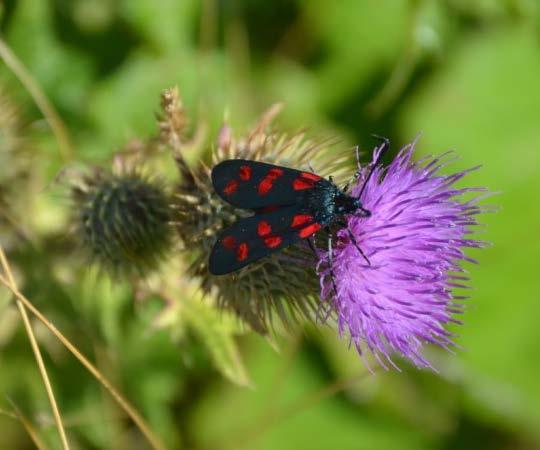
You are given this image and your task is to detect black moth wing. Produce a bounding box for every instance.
[209,205,320,275]
[212,159,331,209]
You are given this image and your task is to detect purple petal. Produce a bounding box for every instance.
[318,141,490,369]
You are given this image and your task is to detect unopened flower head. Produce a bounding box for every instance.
[318,141,489,369]
[71,167,173,277]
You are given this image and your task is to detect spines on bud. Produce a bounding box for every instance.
[72,169,173,277]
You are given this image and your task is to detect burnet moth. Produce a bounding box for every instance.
[209,137,390,276]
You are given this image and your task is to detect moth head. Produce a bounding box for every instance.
[336,192,370,217]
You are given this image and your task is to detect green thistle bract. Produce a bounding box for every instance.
[72,169,173,277]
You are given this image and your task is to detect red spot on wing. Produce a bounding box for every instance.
[264,236,282,248]
[258,168,284,195]
[236,242,249,261]
[293,178,316,190]
[292,172,321,191]
[269,168,284,178]
[301,172,321,181]
[298,223,321,238]
[222,235,236,250]
[257,221,272,237]
[239,165,252,181]
[224,179,239,195]
[258,179,273,195]
[291,214,313,228]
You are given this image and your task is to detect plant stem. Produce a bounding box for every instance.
[0,247,167,450]
[7,399,52,450]
[0,37,73,162]
[0,249,70,450]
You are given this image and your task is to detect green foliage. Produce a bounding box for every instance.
[400,24,540,432]
[0,1,539,449]
[177,295,251,387]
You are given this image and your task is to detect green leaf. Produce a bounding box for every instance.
[119,0,198,53]
[182,295,251,387]
[305,0,409,109]
[6,1,94,120]
[192,335,435,450]
[85,50,239,158]
[399,25,540,432]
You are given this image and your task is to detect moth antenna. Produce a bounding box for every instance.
[337,219,371,265]
[356,135,390,201]
[342,146,362,193]
[354,145,361,172]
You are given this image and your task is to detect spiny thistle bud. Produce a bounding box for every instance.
[71,167,173,277]
[163,90,350,332]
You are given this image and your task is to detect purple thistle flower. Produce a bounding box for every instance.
[318,140,490,370]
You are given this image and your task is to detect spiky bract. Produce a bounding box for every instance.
[72,169,173,277]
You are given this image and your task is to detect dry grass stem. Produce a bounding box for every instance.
[0,245,167,450]
[7,400,53,450]
[0,38,73,162]
[0,249,71,450]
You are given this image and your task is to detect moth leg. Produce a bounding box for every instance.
[305,236,320,275]
[325,227,339,299]
[337,220,371,266]
[354,145,361,171]
[307,236,318,257]
[342,170,361,193]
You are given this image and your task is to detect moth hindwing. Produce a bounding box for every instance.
[209,204,322,275]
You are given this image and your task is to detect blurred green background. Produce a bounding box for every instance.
[1,0,539,449]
